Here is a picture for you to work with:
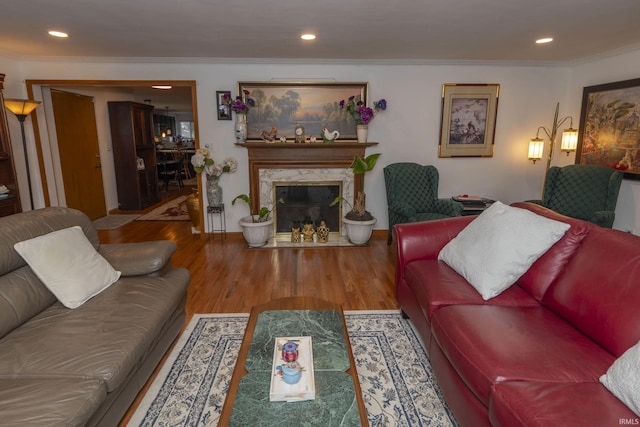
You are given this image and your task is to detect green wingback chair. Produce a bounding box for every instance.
[384,162,464,244]
[527,164,623,228]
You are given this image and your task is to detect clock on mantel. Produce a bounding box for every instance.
[236,142,379,212]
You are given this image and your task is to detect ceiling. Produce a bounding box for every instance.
[1,0,640,64]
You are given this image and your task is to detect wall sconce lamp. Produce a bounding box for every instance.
[528,102,577,169]
[4,98,42,210]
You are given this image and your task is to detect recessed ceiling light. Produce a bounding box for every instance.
[301,34,316,41]
[536,37,553,44]
[152,85,172,90]
[48,30,69,38]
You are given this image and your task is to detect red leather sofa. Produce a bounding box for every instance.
[394,202,640,426]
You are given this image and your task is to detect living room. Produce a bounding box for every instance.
[1,7,640,234]
[1,2,640,426]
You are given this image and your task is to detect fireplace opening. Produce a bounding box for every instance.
[274,181,342,236]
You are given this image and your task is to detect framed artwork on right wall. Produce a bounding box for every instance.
[576,77,640,180]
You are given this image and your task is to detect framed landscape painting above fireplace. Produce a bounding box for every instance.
[576,77,640,180]
[237,81,368,142]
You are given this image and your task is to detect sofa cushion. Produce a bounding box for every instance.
[0,207,99,277]
[430,305,614,405]
[511,202,591,301]
[0,378,106,426]
[542,226,640,357]
[0,268,189,392]
[405,260,539,322]
[13,226,121,309]
[600,340,640,417]
[489,381,637,427]
[0,267,56,340]
[438,202,570,300]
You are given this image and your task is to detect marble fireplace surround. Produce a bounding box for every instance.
[259,168,354,236]
[238,142,377,244]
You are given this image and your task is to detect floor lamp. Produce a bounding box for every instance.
[527,102,578,169]
[4,99,41,210]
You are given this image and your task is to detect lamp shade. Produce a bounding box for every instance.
[4,99,41,117]
[528,137,544,162]
[561,127,578,152]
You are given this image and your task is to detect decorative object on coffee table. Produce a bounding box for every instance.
[271,336,315,400]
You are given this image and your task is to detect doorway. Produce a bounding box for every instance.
[51,89,106,220]
[25,80,200,220]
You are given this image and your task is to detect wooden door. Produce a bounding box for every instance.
[51,89,106,220]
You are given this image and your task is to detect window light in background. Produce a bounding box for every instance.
[528,102,576,168]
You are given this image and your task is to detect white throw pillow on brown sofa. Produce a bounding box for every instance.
[14,226,121,309]
[438,201,569,300]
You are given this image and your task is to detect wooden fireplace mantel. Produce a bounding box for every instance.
[236,142,379,212]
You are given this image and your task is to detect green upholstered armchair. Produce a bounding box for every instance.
[384,162,463,244]
[527,164,623,228]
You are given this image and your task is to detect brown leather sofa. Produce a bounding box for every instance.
[0,207,190,426]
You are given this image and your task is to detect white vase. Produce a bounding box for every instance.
[343,217,376,245]
[238,215,273,247]
[356,125,368,143]
[235,114,248,143]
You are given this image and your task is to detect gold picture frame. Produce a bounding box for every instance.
[439,83,499,157]
[237,81,368,142]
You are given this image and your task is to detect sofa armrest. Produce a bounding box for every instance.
[99,241,177,277]
[432,198,464,216]
[394,215,475,284]
[388,201,417,220]
[589,211,615,228]
[524,199,544,206]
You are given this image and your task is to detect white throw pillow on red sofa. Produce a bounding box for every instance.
[438,201,569,300]
[600,340,640,417]
[14,226,121,309]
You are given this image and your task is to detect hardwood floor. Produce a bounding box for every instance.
[102,202,399,425]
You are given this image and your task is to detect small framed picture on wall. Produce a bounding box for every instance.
[216,91,232,120]
[438,83,500,157]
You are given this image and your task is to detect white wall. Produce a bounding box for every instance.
[4,57,617,233]
[570,49,640,234]
[0,56,46,210]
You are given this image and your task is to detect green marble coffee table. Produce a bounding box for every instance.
[218,297,368,426]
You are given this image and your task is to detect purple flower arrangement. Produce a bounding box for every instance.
[224,89,255,114]
[339,96,387,125]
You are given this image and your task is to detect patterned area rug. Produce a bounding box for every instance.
[92,214,140,230]
[137,196,190,221]
[128,311,457,427]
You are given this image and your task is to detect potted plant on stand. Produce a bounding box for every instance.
[331,153,382,245]
[232,194,284,248]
